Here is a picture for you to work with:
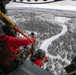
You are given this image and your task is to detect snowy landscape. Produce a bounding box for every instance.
[6,8,76,75]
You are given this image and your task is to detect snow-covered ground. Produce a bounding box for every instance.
[40,17,71,75]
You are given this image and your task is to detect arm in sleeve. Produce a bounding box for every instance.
[9,37,36,47]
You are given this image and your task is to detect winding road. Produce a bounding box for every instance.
[40,17,71,70]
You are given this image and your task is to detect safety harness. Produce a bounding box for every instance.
[0,39,26,68]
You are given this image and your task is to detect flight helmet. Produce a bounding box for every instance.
[36,49,46,59]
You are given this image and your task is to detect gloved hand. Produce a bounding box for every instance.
[44,56,48,62]
[31,38,36,43]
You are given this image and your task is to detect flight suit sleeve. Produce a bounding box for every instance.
[8,37,36,47]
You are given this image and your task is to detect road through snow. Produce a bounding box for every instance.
[40,17,71,71]
[40,24,67,54]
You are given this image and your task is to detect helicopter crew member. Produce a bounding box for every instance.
[32,49,48,67]
[0,25,36,71]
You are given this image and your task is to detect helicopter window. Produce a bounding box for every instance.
[11,0,64,4]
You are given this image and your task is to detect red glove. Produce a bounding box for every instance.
[44,56,48,62]
[31,38,36,43]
